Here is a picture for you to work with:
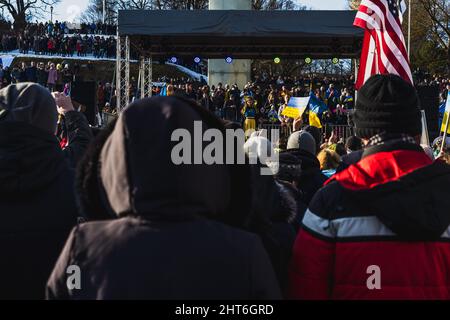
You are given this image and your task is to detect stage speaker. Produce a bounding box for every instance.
[71,81,97,126]
[416,85,439,141]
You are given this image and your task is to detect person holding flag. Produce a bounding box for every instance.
[308,90,328,129]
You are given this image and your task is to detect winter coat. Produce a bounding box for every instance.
[47,69,57,85]
[289,142,450,300]
[36,69,48,86]
[19,69,27,82]
[61,111,93,168]
[286,149,328,205]
[247,166,298,294]
[25,66,37,83]
[11,68,21,83]
[0,121,78,299]
[47,96,281,300]
[336,149,364,173]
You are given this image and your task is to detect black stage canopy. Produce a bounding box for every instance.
[118,10,364,59]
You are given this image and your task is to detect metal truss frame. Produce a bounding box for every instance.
[139,56,153,99]
[116,34,130,111]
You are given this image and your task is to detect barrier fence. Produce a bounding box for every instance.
[258,123,354,144]
[257,123,293,142]
[100,111,354,144]
[322,124,354,142]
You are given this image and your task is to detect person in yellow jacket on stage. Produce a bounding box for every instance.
[241,96,258,138]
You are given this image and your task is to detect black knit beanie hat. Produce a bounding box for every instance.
[353,74,422,139]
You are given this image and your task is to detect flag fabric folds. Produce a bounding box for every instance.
[309,112,323,129]
[309,92,328,115]
[356,29,378,89]
[308,92,328,129]
[354,0,412,89]
[440,92,450,134]
[281,97,310,119]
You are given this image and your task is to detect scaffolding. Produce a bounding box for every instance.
[116,34,130,111]
[116,9,363,111]
[139,56,153,99]
[116,35,155,110]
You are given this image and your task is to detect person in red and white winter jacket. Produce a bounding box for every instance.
[288,74,450,300]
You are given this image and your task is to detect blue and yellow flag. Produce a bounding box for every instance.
[281,97,309,119]
[440,92,450,134]
[309,92,328,115]
[308,92,328,128]
[309,112,322,129]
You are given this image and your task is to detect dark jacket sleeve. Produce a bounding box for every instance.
[249,235,283,300]
[46,226,78,300]
[335,160,349,174]
[63,111,93,168]
[288,189,336,300]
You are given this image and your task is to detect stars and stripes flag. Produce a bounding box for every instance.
[354,0,412,89]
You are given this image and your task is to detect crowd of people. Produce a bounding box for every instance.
[1,59,448,136]
[26,21,116,36]
[0,20,116,35]
[1,73,450,300]
[125,76,356,129]
[1,21,116,58]
[144,75,449,132]
[0,61,84,91]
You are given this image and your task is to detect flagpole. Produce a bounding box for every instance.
[408,0,411,59]
[354,58,358,102]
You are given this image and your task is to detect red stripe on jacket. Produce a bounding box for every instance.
[326,150,432,190]
[289,229,450,300]
[288,149,450,300]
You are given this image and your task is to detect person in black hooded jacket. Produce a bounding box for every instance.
[46,96,281,300]
[53,91,93,168]
[284,130,328,206]
[0,83,81,299]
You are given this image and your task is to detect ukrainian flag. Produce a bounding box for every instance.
[309,111,322,129]
[308,92,328,129]
[440,92,450,134]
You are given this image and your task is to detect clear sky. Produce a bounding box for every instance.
[299,0,348,10]
[48,0,348,23]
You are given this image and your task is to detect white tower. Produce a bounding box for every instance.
[208,0,252,88]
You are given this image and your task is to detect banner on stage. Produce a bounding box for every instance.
[281,97,309,119]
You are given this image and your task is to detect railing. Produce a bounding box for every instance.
[101,112,118,127]
[258,123,353,144]
[258,123,292,142]
[321,124,354,142]
[99,110,354,144]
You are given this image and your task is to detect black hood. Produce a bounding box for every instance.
[0,83,58,135]
[284,149,321,175]
[85,96,252,225]
[345,161,450,241]
[0,121,66,194]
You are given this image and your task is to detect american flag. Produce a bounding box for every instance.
[354,0,412,89]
